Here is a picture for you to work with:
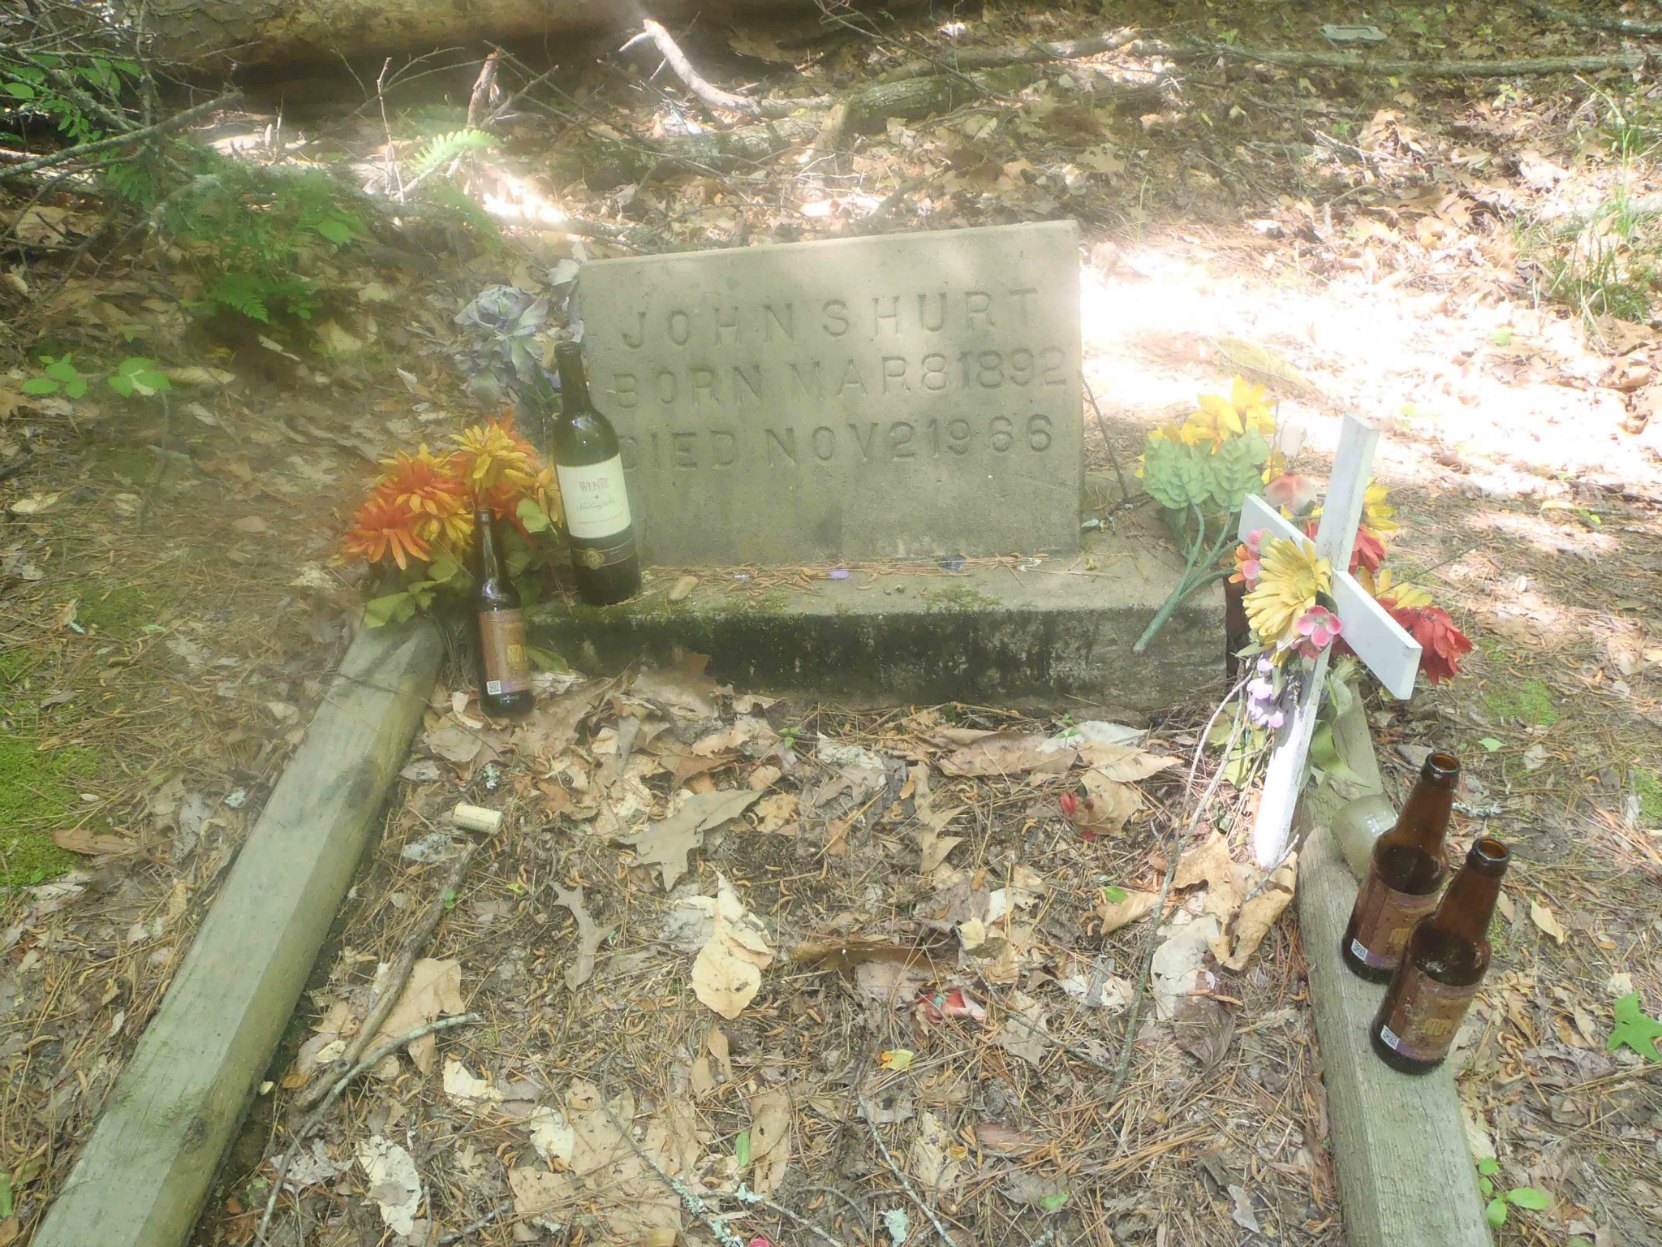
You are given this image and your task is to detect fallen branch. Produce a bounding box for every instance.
[883,27,1143,79]
[635,19,802,119]
[1195,42,1647,78]
[291,840,480,1112]
[860,1099,962,1247]
[1517,0,1662,35]
[0,94,237,183]
[1107,676,1251,1101]
[258,1013,481,1244]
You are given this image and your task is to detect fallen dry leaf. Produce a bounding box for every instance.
[442,1058,502,1107]
[684,875,775,1018]
[1214,856,1298,971]
[371,958,464,1074]
[1151,915,1220,1020]
[513,683,604,760]
[1173,995,1236,1069]
[748,1088,792,1196]
[938,732,1073,777]
[994,992,1051,1068]
[752,791,798,832]
[1095,886,1160,934]
[1175,831,1248,921]
[973,1121,1044,1155]
[1075,768,1142,835]
[620,789,761,889]
[424,720,484,766]
[1530,897,1567,944]
[551,883,608,988]
[51,828,137,857]
[630,653,725,718]
[1086,742,1181,782]
[908,1110,964,1193]
[355,1137,421,1237]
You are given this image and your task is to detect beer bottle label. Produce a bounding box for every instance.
[555,456,631,540]
[1376,973,1481,1064]
[1347,866,1441,973]
[478,608,531,696]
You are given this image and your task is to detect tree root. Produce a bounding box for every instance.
[1196,41,1647,79]
[1517,0,1662,36]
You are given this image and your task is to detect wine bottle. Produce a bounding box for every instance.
[1341,751,1459,982]
[551,341,641,605]
[472,507,533,718]
[1371,837,1509,1074]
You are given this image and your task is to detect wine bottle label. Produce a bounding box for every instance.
[478,609,530,696]
[571,534,636,570]
[1376,973,1481,1064]
[556,456,632,540]
[1347,866,1441,972]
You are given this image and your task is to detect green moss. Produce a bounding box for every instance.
[1484,679,1559,728]
[920,585,1001,613]
[0,735,95,886]
[1636,771,1662,825]
[93,443,158,486]
[76,583,157,635]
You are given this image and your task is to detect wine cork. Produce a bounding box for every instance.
[452,802,503,834]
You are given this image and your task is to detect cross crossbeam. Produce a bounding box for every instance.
[1236,416,1422,866]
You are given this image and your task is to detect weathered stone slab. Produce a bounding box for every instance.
[528,511,1219,712]
[577,221,1082,565]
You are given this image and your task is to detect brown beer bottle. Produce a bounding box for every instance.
[551,341,641,605]
[1371,837,1509,1074]
[1341,751,1459,982]
[472,507,533,718]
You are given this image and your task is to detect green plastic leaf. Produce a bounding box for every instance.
[1141,439,1210,511]
[314,217,355,245]
[1203,429,1271,511]
[1506,1187,1550,1211]
[524,644,568,673]
[427,550,466,586]
[517,498,553,534]
[1607,992,1662,1061]
[20,376,59,395]
[363,590,414,627]
[1485,1198,1508,1228]
[1102,885,1128,904]
[735,1130,751,1168]
[1038,1191,1070,1213]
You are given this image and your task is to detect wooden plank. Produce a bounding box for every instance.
[34,620,443,1247]
[1295,702,1491,1247]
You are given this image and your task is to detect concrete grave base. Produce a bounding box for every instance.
[530,508,1223,711]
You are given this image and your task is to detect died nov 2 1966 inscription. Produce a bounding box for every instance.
[576,221,1082,565]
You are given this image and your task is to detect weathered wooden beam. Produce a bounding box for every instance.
[1295,702,1491,1247]
[33,621,443,1247]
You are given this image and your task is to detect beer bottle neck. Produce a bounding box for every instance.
[1388,753,1460,854]
[555,346,592,413]
[474,509,502,576]
[1428,838,1508,943]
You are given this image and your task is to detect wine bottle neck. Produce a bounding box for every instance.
[556,347,593,413]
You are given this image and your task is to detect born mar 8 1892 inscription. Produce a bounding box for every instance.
[575,221,1082,565]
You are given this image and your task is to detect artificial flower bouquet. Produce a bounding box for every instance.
[341,416,563,626]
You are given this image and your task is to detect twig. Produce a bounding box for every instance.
[594,1065,747,1247]
[0,94,238,183]
[292,841,480,1112]
[883,27,1143,79]
[730,1186,845,1247]
[466,49,501,129]
[1107,679,1250,1101]
[637,19,795,119]
[438,1200,513,1244]
[1518,0,1662,35]
[859,1098,962,1247]
[257,1013,481,1244]
[1190,41,1647,79]
[1083,378,1132,504]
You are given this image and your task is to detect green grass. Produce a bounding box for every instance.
[1636,771,1662,826]
[0,735,94,886]
[76,583,157,635]
[1484,678,1559,728]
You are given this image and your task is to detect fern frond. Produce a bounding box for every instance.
[410,128,497,177]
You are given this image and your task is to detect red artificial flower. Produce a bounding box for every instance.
[1386,603,1473,685]
[1351,526,1387,574]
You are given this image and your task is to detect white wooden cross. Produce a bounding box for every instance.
[1238,416,1423,868]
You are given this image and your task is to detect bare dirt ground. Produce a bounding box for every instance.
[4,2,1661,1245]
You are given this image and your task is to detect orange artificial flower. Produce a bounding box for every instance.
[342,487,432,570]
[379,445,471,550]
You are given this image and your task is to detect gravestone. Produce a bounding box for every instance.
[577,221,1082,565]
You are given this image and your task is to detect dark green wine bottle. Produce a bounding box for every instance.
[552,341,641,605]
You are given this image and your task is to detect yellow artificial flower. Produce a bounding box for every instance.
[1262,448,1288,483]
[1361,566,1432,609]
[452,417,540,499]
[1362,481,1398,534]
[1179,377,1275,451]
[378,445,472,549]
[1244,536,1331,646]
